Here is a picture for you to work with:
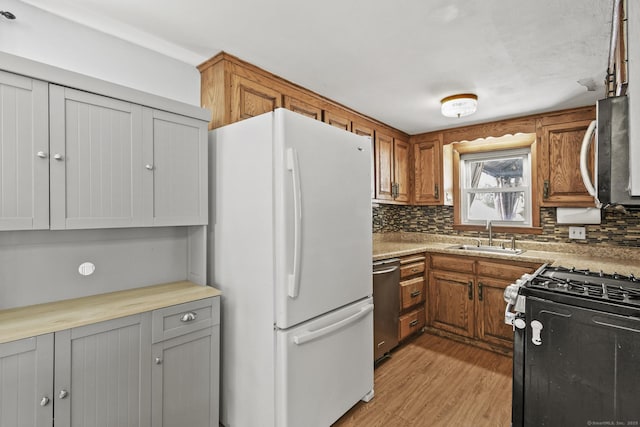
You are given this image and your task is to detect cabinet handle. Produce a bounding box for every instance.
[434,183,439,199]
[40,396,50,407]
[478,282,484,301]
[410,290,421,298]
[154,357,162,365]
[543,180,549,199]
[53,153,63,161]
[36,151,48,159]
[409,319,419,327]
[145,164,154,170]
[58,389,69,399]
[468,281,473,300]
[180,312,197,322]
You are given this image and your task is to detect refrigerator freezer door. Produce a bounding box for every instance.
[273,109,373,329]
[275,297,374,427]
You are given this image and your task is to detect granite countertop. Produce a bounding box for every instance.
[373,233,640,276]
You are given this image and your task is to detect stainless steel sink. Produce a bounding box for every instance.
[447,244,525,255]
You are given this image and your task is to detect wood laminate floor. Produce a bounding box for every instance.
[332,333,512,427]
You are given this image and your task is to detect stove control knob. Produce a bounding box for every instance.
[514,318,526,330]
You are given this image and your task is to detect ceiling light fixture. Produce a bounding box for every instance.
[0,11,16,20]
[440,93,478,118]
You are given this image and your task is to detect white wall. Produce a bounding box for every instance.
[0,0,200,105]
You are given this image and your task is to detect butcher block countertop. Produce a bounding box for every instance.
[0,281,221,344]
[374,233,640,277]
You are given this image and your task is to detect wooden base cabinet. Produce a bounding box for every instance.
[398,254,427,341]
[0,297,220,427]
[428,254,539,352]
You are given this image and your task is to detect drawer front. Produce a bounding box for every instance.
[152,297,220,343]
[431,254,475,274]
[399,307,425,341]
[400,261,425,279]
[476,260,538,280]
[400,277,425,310]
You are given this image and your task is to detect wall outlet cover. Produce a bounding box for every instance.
[569,226,586,240]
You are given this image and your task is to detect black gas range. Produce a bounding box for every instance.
[505,264,640,427]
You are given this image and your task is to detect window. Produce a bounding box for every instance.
[453,133,540,231]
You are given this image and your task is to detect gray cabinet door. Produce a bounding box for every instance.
[0,334,53,427]
[54,314,152,427]
[49,85,144,230]
[142,109,208,226]
[151,326,220,427]
[0,71,49,230]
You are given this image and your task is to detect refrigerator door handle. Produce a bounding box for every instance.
[293,304,374,345]
[286,147,303,299]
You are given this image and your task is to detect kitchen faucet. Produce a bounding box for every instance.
[486,220,493,247]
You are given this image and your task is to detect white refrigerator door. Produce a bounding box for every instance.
[275,297,374,427]
[273,108,373,329]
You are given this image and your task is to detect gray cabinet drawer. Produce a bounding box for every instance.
[152,297,220,343]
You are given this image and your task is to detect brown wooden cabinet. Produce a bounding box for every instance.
[283,95,323,121]
[323,110,352,131]
[538,107,596,207]
[413,138,443,205]
[375,132,409,204]
[398,254,426,341]
[428,254,540,352]
[230,73,282,123]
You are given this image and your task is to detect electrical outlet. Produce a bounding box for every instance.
[569,226,586,240]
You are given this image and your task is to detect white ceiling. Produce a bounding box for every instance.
[20,0,615,134]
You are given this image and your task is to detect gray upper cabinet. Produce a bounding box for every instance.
[49,85,145,229]
[142,109,208,226]
[54,314,152,427]
[0,334,53,427]
[0,71,49,231]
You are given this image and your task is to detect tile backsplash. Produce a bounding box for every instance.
[372,204,640,247]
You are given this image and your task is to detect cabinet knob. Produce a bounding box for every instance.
[155,357,162,365]
[40,396,50,407]
[58,389,69,399]
[36,151,48,159]
[180,312,197,322]
[145,164,154,170]
[53,153,64,161]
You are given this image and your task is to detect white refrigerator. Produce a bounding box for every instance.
[209,108,373,427]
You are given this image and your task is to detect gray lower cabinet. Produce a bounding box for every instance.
[151,298,220,427]
[0,334,53,427]
[54,314,152,427]
[0,297,220,427]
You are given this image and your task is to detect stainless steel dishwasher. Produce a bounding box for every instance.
[373,258,400,363]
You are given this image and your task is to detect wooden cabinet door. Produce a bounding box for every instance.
[230,74,282,122]
[393,138,410,203]
[0,71,49,231]
[323,110,351,131]
[540,119,595,206]
[352,121,375,198]
[0,334,53,427]
[54,314,152,427]
[283,96,322,121]
[476,277,514,348]
[428,270,475,338]
[142,109,208,226]
[49,85,144,230]
[414,139,442,205]
[375,131,394,200]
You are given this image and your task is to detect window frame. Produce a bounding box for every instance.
[452,133,542,234]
